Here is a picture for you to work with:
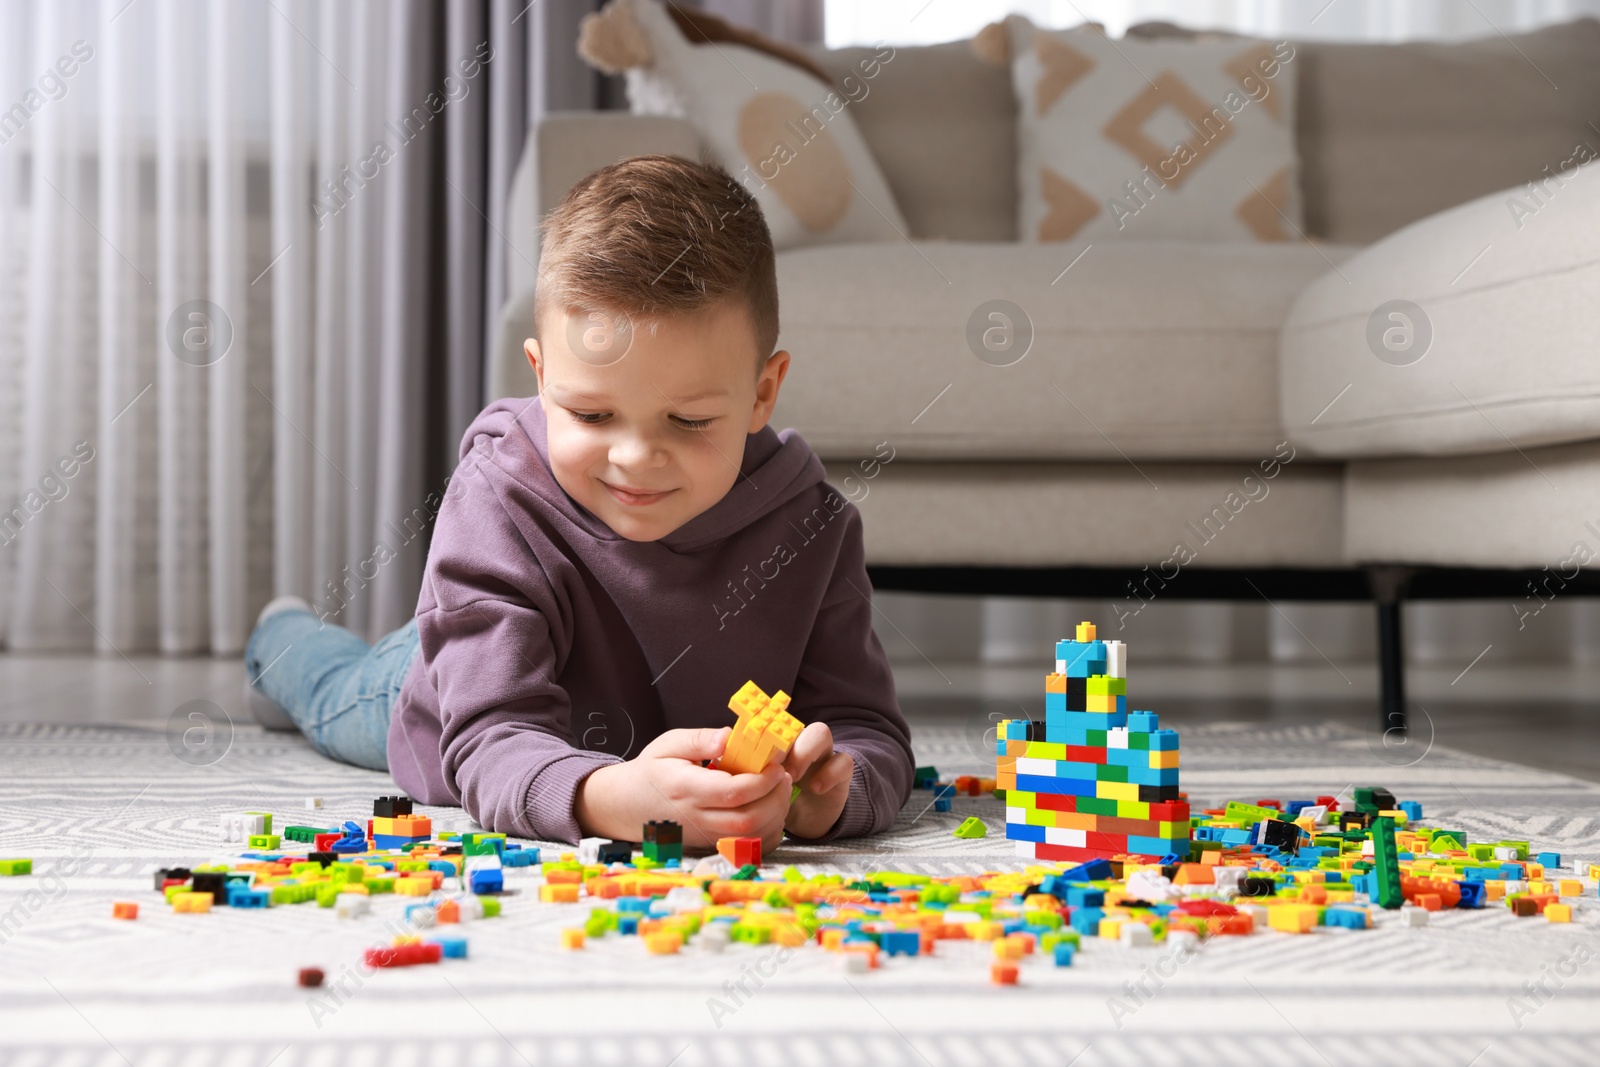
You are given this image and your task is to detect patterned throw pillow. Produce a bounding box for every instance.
[996,16,1301,243]
[584,0,909,252]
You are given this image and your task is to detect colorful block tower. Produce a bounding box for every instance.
[996,622,1189,862]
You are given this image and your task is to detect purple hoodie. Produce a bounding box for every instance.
[387,398,913,844]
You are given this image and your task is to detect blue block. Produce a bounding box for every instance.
[933,797,952,812]
[1005,822,1046,843]
[229,888,270,908]
[468,869,503,894]
[1325,907,1367,930]
[1536,852,1562,869]
[1127,765,1180,787]
[503,848,539,868]
[933,784,956,799]
[1065,886,1105,908]
[1129,836,1188,858]
[665,858,680,868]
[1060,859,1113,882]
[1400,800,1423,821]
[1082,711,1128,730]
[1005,721,1028,740]
[881,931,920,957]
[1014,773,1099,798]
[1104,748,1143,768]
[427,860,457,876]
[428,935,468,958]
[373,834,431,851]
[617,915,639,935]
[1043,722,1092,746]
[1070,907,1105,935]
[617,897,651,913]
[1053,943,1076,966]
[1457,881,1487,908]
[1045,691,1067,714]
[1127,710,1158,732]
[1150,729,1180,751]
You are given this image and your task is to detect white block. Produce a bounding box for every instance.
[1014,840,1038,860]
[1015,756,1056,777]
[1493,846,1520,861]
[1107,727,1129,750]
[335,894,370,919]
[1105,641,1127,679]
[1300,805,1328,825]
[576,837,605,865]
[304,798,323,810]
[1055,659,1067,675]
[843,952,870,974]
[1402,906,1429,927]
[692,854,738,879]
[1125,869,1178,901]
[1044,826,1087,848]
[464,854,502,872]
[1166,929,1201,952]
[1211,867,1247,894]
[1006,806,1028,824]
[1120,923,1154,948]
[664,886,708,912]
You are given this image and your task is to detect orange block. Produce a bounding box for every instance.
[111,901,138,920]
[991,961,1020,985]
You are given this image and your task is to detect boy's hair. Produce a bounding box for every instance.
[535,154,779,368]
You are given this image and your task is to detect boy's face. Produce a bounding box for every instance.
[525,298,790,542]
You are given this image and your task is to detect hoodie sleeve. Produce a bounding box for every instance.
[785,499,914,842]
[415,459,620,844]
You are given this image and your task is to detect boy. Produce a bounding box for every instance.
[245,155,913,851]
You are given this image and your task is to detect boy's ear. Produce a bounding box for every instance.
[749,349,791,434]
[524,338,544,390]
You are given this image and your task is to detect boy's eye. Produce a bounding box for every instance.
[568,410,610,425]
[671,415,716,431]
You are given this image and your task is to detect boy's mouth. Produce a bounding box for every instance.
[602,480,675,507]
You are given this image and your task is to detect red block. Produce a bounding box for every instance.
[1034,792,1078,813]
[313,833,341,851]
[1064,745,1107,764]
[1149,801,1190,822]
[1257,799,1282,811]
[717,837,761,868]
[1315,795,1339,811]
[1175,900,1236,917]
[365,942,443,968]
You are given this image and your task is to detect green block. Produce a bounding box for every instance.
[478,896,501,918]
[1086,676,1126,696]
[245,812,272,834]
[1224,801,1279,824]
[641,841,682,862]
[1429,829,1465,851]
[782,866,804,883]
[1078,796,1120,816]
[730,864,760,882]
[1094,764,1128,783]
[1371,816,1404,909]
[247,834,281,851]
[366,875,396,894]
[952,816,988,839]
[463,839,502,857]
[283,825,332,844]
[1087,729,1107,747]
[0,859,33,876]
[1467,843,1497,861]
[1128,732,1150,751]
[1024,909,1063,929]
[1497,840,1530,860]
[317,884,341,908]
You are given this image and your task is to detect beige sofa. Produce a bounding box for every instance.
[492,20,1600,728]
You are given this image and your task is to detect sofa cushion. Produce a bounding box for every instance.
[1346,440,1600,568]
[806,40,1017,242]
[1281,157,1600,459]
[614,0,910,251]
[823,459,1345,567]
[998,17,1302,243]
[771,239,1354,462]
[1130,18,1600,244]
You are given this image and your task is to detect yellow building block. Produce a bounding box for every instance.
[1546,903,1573,923]
[172,891,213,914]
[1076,621,1096,641]
[646,930,682,954]
[1097,917,1122,940]
[1268,906,1318,933]
[1095,780,1139,803]
[540,883,580,903]
[560,928,585,949]
[1559,880,1584,897]
[1150,750,1180,769]
[716,681,804,775]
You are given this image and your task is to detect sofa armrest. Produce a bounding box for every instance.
[492,112,704,400]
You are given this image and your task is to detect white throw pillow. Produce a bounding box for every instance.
[623,0,908,251]
[1003,16,1302,243]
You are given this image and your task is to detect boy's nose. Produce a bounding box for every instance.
[609,433,669,471]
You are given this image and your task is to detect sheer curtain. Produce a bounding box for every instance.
[0,0,602,655]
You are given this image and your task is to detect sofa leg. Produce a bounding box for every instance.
[1367,566,1415,737]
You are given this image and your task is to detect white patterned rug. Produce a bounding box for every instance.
[1,718,1598,1067]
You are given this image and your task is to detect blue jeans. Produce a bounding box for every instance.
[244,609,421,771]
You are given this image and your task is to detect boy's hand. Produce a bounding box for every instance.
[574,727,792,855]
[782,722,854,840]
